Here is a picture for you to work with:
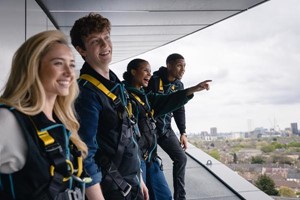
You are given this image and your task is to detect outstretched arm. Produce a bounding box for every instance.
[186,80,212,96]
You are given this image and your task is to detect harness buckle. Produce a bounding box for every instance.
[45,142,63,153]
[129,117,136,125]
[113,97,121,107]
[120,183,132,197]
[143,150,149,160]
[66,187,83,200]
[50,160,74,182]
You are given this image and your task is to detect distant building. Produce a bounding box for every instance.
[285,128,292,137]
[210,127,217,136]
[287,170,300,183]
[230,132,243,140]
[199,131,217,141]
[291,123,299,135]
[237,149,262,161]
[262,167,289,178]
[252,127,267,138]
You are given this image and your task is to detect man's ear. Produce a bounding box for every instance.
[166,63,172,70]
[131,69,136,76]
[76,46,86,57]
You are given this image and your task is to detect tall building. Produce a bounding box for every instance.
[291,123,299,135]
[210,127,217,136]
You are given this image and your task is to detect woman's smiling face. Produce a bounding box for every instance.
[132,61,152,88]
[39,43,75,98]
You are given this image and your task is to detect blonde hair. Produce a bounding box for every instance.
[0,30,87,157]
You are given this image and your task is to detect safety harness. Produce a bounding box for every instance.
[0,104,89,200]
[128,92,164,171]
[78,74,138,197]
[129,92,156,161]
[158,78,176,93]
[130,92,155,121]
[155,78,178,137]
[32,121,86,200]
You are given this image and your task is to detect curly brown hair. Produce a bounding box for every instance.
[70,13,111,50]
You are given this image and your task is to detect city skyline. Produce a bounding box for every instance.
[111,0,300,133]
[181,121,299,135]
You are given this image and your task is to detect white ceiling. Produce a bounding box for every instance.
[36,0,269,65]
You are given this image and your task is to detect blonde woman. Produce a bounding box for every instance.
[0,30,90,200]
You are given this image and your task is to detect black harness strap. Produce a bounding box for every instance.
[129,92,155,123]
[129,92,158,162]
[78,75,134,197]
[0,105,84,200]
[29,118,85,200]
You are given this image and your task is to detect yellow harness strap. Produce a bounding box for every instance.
[150,109,155,118]
[159,78,175,92]
[80,74,117,101]
[130,92,154,118]
[159,79,164,92]
[80,74,134,119]
[76,156,83,177]
[126,102,133,119]
[35,129,82,182]
[131,93,145,106]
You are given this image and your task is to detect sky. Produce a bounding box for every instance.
[111,0,300,133]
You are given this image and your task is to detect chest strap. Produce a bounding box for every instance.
[0,105,86,199]
[129,93,157,162]
[80,74,117,101]
[159,78,175,93]
[79,74,133,119]
[32,123,77,180]
[32,122,85,199]
[130,92,155,120]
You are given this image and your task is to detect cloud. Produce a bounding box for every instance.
[113,0,300,133]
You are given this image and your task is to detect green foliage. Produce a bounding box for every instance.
[233,144,245,148]
[255,174,278,196]
[271,142,285,149]
[190,140,202,149]
[231,144,245,153]
[272,155,293,165]
[209,149,220,160]
[261,144,275,153]
[251,156,265,164]
[288,141,300,148]
[293,147,300,152]
[279,186,296,197]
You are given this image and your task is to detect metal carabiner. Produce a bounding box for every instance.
[50,159,74,182]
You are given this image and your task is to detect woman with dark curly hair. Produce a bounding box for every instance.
[123,58,211,200]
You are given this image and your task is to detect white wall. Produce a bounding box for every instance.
[0,0,55,93]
